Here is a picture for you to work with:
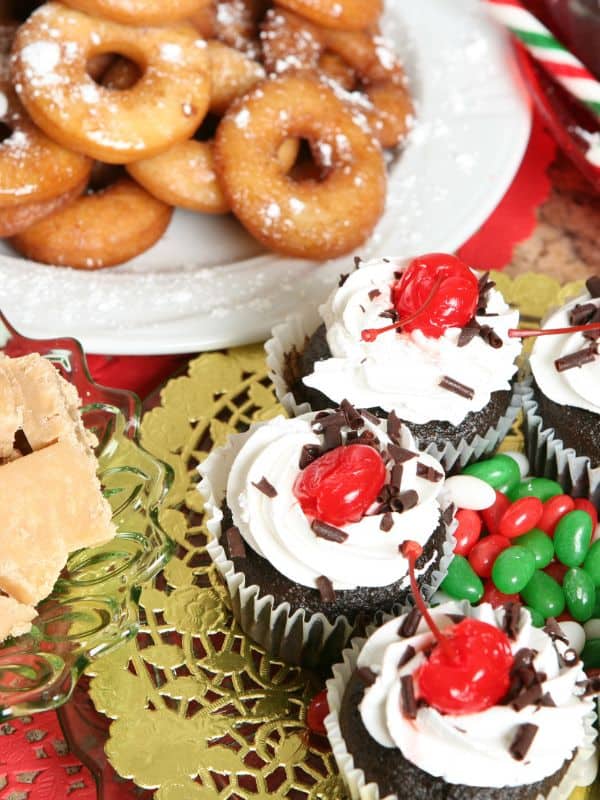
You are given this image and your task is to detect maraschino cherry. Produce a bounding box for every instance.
[362,253,479,342]
[306,689,329,735]
[294,444,386,527]
[402,540,514,716]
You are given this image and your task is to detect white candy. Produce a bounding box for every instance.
[558,621,586,654]
[502,451,529,479]
[444,475,496,511]
[583,619,600,643]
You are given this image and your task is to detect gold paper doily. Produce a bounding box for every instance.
[87,273,594,800]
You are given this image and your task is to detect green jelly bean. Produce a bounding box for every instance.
[563,567,596,622]
[581,638,600,670]
[523,605,545,627]
[514,528,554,569]
[440,555,484,603]
[521,570,565,619]
[554,510,593,567]
[507,477,563,503]
[583,539,600,586]
[491,546,536,594]
[592,588,600,618]
[462,454,521,494]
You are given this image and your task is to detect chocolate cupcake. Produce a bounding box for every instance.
[198,403,455,666]
[524,276,600,504]
[266,254,523,474]
[326,601,598,800]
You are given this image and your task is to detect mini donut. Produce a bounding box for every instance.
[211,0,267,59]
[60,0,213,26]
[214,72,386,259]
[206,39,264,115]
[275,0,382,32]
[11,2,211,164]
[318,51,355,91]
[187,1,216,38]
[10,177,173,269]
[0,173,86,236]
[363,82,413,150]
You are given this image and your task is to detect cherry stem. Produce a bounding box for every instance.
[361,276,444,343]
[402,540,454,660]
[508,322,600,339]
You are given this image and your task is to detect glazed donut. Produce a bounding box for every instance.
[0,173,86,236]
[60,0,213,26]
[127,42,298,213]
[11,3,211,164]
[10,177,173,268]
[214,72,386,259]
[275,0,382,31]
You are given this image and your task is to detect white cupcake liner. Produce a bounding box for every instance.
[265,314,524,474]
[197,418,456,668]
[325,636,598,800]
[521,376,600,506]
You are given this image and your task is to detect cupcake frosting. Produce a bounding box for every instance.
[357,600,593,788]
[302,258,521,425]
[530,291,600,415]
[205,408,451,591]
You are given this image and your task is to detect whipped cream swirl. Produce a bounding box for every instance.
[530,292,600,414]
[302,258,521,425]
[358,601,593,787]
[215,411,449,590]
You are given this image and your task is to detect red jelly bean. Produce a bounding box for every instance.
[482,581,520,608]
[544,561,569,584]
[306,689,329,735]
[417,619,513,715]
[453,509,482,556]
[392,253,478,338]
[538,494,575,536]
[468,534,511,578]
[556,611,574,624]
[498,496,544,539]
[480,490,511,536]
[573,498,598,531]
[294,444,386,527]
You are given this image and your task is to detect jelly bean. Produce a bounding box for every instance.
[573,498,598,530]
[462,454,521,494]
[481,581,519,608]
[491,546,536,594]
[583,618,600,642]
[556,611,574,623]
[554,510,593,567]
[501,451,529,479]
[440,555,484,603]
[480,490,511,536]
[592,524,600,544]
[563,568,595,622]
[559,620,586,654]
[468,534,511,578]
[507,477,563,503]
[592,588,600,619]
[538,494,575,536]
[521,570,565,619]
[544,561,568,585]
[453,509,482,556]
[444,476,496,511]
[498,497,543,539]
[581,638,600,670]
[514,528,554,569]
[523,605,544,628]
[583,540,600,586]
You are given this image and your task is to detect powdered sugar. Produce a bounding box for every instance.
[160,43,183,63]
[234,108,250,128]
[19,41,61,86]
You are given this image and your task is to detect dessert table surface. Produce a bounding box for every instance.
[2,109,600,800]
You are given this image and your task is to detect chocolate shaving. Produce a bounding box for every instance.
[511,683,542,711]
[338,272,349,287]
[562,648,578,666]
[399,608,421,638]
[442,503,456,526]
[509,723,538,761]
[458,319,480,347]
[503,602,521,640]
[340,399,364,430]
[323,422,342,451]
[391,490,419,512]
[387,411,403,444]
[252,477,277,497]
[13,429,33,456]
[316,575,335,602]
[360,409,381,425]
[311,519,348,543]
[416,462,443,482]
[544,618,569,644]
[388,444,418,463]
[359,305,365,313]
[394,270,403,279]
[538,692,556,706]
[398,644,416,667]
[311,411,345,432]
[579,676,600,696]
[390,463,403,491]
[225,526,246,559]
[445,613,466,623]
[356,666,377,686]
[379,512,394,532]
[368,288,381,301]
[353,256,362,269]
[583,308,600,341]
[479,324,503,349]
[379,308,399,322]
[439,375,475,400]
[299,444,321,470]
[569,302,597,326]
[555,345,597,372]
[585,275,600,298]
[400,675,417,719]
[476,272,495,314]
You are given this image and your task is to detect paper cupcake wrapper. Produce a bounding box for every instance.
[325,636,598,800]
[266,314,523,474]
[197,418,456,668]
[521,376,600,506]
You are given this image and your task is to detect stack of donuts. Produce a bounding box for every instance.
[0,0,413,269]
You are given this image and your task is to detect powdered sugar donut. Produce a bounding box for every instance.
[0,173,86,236]
[61,0,213,26]
[275,0,382,31]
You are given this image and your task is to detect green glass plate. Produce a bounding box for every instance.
[0,312,175,720]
